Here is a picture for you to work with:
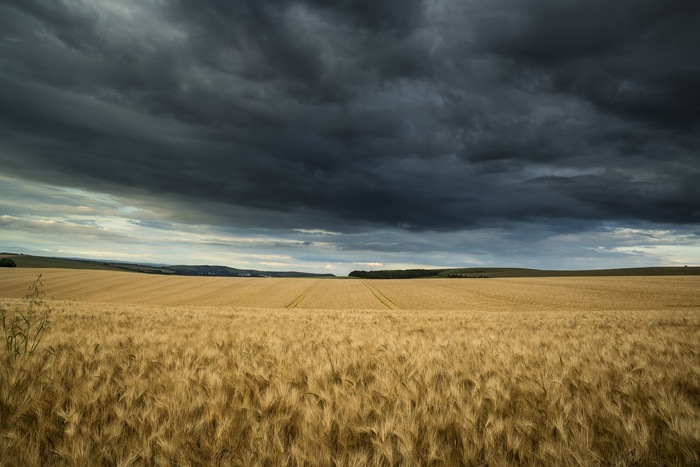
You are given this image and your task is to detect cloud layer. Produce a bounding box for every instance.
[1,0,699,271]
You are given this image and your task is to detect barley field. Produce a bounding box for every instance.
[1,269,699,465]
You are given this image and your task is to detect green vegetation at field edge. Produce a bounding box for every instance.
[349,266,700,279]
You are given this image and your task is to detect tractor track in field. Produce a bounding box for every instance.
[285,280,321,309]
[362,281,403,310]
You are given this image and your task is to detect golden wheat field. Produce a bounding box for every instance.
[1,268,699,465]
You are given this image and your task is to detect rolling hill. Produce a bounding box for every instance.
[0,253,332,277]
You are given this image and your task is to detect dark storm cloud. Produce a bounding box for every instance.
[470,0,700,128]
[1,0,698,234]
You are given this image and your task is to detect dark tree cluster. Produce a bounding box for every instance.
[349,269,443,279]
[0,258,17,267]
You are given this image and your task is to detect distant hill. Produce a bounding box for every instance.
[4,253,698,279]
[0,253,333,278]
[167,265,331,278]
[349,266,700,279]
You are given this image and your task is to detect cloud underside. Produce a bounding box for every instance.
[0,0,698,237]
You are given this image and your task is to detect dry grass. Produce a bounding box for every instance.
[1,269,699,465]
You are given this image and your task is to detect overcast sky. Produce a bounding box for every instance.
[1,0,699,274]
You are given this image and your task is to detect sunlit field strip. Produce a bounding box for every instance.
[2,269,699,310]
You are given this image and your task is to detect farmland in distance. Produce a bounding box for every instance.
[1,268,699,465]
[1,268,699,311]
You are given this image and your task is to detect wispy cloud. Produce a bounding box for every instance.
[0,215,124,240]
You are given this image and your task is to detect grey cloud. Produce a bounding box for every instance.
[0,0,698,239]
[470,0,700,128]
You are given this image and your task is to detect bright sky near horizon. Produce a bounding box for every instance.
[1,0,699,275]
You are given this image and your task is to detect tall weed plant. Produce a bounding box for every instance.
[1,274,51,359]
